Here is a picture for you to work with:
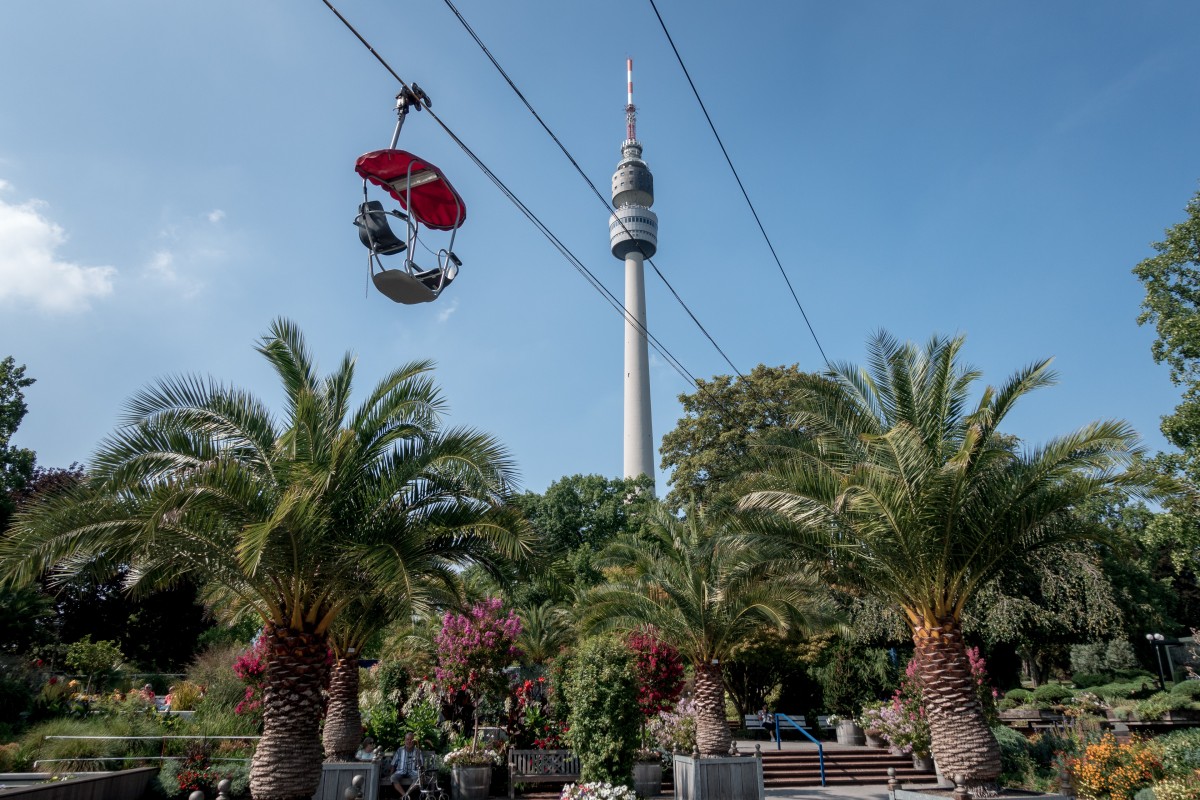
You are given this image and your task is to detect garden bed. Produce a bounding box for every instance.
[894,789,1069,800]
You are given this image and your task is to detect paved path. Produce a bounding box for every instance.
[766,785,892,800]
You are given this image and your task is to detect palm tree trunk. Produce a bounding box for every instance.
[913,620,1000,793]
[250,623,331,800]
[323,655,362,762]
[693,661,732,757]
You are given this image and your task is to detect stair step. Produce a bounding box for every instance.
[757,746,934,787]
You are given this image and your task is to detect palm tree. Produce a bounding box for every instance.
[739,332,1144,790]
[579,503,833,757]
[515,600,576,664]
[0,319,531,800]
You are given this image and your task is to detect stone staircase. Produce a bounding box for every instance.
[505,746,933,797]
[758,745,933,787]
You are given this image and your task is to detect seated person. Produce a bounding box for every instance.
[757,707,775,737]
[390,733,424,798]
[355,736,376,762]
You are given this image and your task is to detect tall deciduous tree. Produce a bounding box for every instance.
[1135,188,1200,474]
[495,473,654,606]
[740,332,1144,789]
[0,319,529,800]
[659,364,810,508]
[1133,188,1200,602]
[0,356,36,529]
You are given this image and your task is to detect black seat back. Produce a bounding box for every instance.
[355,201,407,256]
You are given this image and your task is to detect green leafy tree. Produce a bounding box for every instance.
[1132,188,1200,602]
[0,356,36,530]
[0,319,529,800]
[65,635,124,692]
[659,364,810,508]
[1135,187,1200,474]
[492,473,654,607]
[812,640,897,718]
[740,332,1144,789]
[580,503,834,756]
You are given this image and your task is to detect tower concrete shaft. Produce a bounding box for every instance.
[623,251,654,482]
[609,58,657,487]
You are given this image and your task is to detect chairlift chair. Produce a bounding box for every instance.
[353,84,466,305]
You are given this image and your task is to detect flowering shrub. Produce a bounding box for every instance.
[442,746,502,767]
[1147,776,1200,800]
[1068,734,1162,800]
[507,677,567,749]
[626,630,684,718]
[436,598,523,688]
[857,701,888,735]
[232,637,267,720]
[646,697,698,754]
[1067,691,1108,719]
[878,660,931,757]
[175,751,222,795]
[560,782,638,799]
[436,598,522,724]
[875,649,996,756]
[966,646,999,725]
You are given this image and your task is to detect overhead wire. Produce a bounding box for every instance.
[646,0,830,367]
[434,0,800,439]
[439,0,753,387]
[319,0,730,410]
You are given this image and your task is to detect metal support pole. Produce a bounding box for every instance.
[1148,633,1167,689]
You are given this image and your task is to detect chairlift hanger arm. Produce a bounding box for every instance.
[390,84,431,149]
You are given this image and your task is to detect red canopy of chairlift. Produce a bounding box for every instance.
[355,149,467,231]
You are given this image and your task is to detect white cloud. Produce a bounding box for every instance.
[141,211,231,297]
[436,298,460,323]
[0,184,116,313]
[148,249,176,280]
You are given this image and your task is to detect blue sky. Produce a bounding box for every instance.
[1,1,1198,495]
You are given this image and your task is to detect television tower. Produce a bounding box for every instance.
[609,58,658,486]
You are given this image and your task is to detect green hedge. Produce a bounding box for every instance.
[1031,684,1074,705]
[566,637,640,786]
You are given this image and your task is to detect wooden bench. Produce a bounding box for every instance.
[508,749,581,800]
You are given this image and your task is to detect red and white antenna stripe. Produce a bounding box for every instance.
[627,57,634,107]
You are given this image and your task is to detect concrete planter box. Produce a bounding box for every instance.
[313,762,380,800]
[672,754,762,800]
[0,767,157,799]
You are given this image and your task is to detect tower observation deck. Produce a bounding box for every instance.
[609,58,657,487]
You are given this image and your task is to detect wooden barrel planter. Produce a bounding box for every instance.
[451,765,492,800]
[671,753,763,800]
[835,721,865,746]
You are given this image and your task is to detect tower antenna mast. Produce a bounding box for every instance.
[626,57,637,142]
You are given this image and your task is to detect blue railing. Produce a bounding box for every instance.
[773,713,825,787]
